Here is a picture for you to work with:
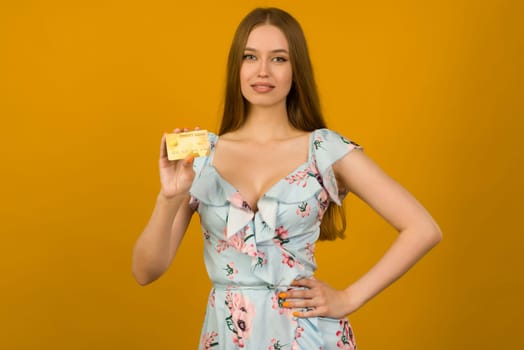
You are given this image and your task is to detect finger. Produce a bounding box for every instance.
[291,278,316,285]
[160,133,168,159]
[194,126,200,130]
[182,154,195,166]
[282,299,317,309]
[284,289,315,300]
[293,308,325,318]
[291,278,318,288]
[172,128,181,133]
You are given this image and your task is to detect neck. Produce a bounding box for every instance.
[238,104,295,142]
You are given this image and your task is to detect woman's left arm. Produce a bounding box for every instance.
[285,150,442,318]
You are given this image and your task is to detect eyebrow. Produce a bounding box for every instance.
[244,47,289,54]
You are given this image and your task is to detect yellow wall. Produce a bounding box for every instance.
[1,0,522,349]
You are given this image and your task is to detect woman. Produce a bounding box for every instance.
[132,7,442,349]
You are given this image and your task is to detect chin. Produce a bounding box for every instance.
[245,96,286,109]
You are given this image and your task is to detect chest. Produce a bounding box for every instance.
[212,138,310,210]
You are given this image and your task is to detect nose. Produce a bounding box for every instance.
[257,60,269,78]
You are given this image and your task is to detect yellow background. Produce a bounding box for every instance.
[1,0,522,349]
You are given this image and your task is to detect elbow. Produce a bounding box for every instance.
[431,228,442,247]
[132,262,160,286]
[426,222,443,247]
[132,267,152,286]
[404,220,442,248]
[133,273,153,286]
[132,248,168,286]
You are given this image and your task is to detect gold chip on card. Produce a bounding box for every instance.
[165,130,210,160]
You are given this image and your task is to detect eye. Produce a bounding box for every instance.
[243,54,257,61]
[272,56,289,63]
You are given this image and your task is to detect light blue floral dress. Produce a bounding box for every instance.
[189,128,362,350]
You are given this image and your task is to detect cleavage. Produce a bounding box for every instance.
[219,159,308,211]
[211,132,312,210]
[212,147,310,211]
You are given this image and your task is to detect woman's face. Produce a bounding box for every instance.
[240,24,293,109]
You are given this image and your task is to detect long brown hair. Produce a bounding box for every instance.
[219,7,346,240]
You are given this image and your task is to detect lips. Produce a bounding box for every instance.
[251,82,275,93]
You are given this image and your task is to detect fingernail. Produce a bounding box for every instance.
[278,292,287,299]
[293,311,300,317]
[282,301,290,307]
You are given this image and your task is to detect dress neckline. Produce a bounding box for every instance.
[208,130,316,212]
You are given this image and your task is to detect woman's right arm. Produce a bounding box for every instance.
[132,129,198,285]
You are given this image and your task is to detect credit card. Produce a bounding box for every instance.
[165,130,210,160]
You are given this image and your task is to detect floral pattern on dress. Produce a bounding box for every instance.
[336,320,357,350]
[313,136,325,150]
[230,229,256,256]
[229,191,252,211]
[295,326,304,340]
[340,136,360,149]
[224,262,238,280]
[306,242,315,262]
[190,196,200,211]
[285,163,320,188]
[225,291,256,348]
[273,225,304,270]
[216,226,257,257]
[203,229,211,244]
[317,188,330,220]
[201,331,219,349]
[254,250,267,269]
[273,226,290,246]
[282,251,298,268]
[268,338,286,350]
[296,202,311,217]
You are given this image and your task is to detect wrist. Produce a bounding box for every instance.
[157,191,186,203]
[343,285,366,315]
